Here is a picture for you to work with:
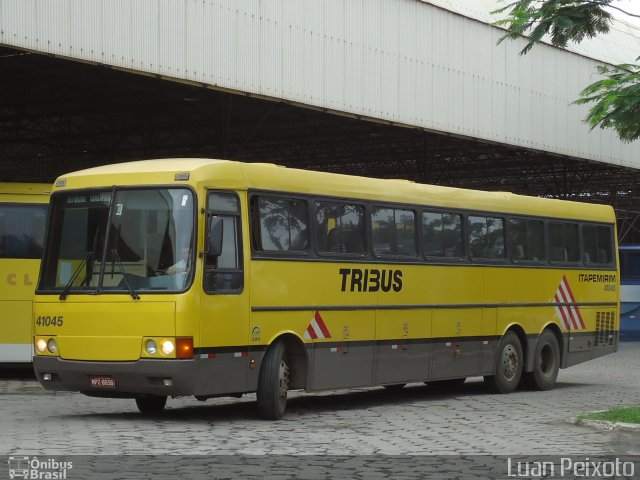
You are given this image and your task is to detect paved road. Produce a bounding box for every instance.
[1,344,639,478]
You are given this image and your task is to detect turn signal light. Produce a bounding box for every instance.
[176,337,193,359]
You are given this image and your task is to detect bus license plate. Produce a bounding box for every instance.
[90,375,116,388]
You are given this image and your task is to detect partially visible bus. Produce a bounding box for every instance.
[32,160,618,418]
[0,183,49,365]
[618,244,640,341]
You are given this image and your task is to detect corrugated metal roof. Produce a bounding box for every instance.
[0,0,638,171]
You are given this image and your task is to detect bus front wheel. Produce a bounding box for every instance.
[135,395,167,415]
[257,340,290,420]
[523,329,560,390]
[485,331,523,394]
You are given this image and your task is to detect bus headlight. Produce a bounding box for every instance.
[161,340,175,356]
[47,338,58,353]
[145,340,158,355]
[36,338,47,353]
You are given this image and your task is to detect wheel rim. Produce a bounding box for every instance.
[278,358,290,400]
[501,344,519,382]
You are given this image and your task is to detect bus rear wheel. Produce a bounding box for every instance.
[257,340,290,420]
[524,329,560,390]
[135,395,167,415]
[485,331,523,394]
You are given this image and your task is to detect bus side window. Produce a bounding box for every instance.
[0,204,48,259]
[251,196,309,253]
[626,252,640,278]
[372,207,416,257]
[204,192,243,293]
[508,218,545,263]
[422,211,463,259]
[468,215,505,260]
[314,201,366,256]
[583,224,613,265]
[549,222,579,263]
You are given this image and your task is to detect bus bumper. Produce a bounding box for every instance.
[33,356,197,398]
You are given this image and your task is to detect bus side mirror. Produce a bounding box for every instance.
[207,216,224,258]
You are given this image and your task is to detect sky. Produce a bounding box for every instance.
[610,0,640,27]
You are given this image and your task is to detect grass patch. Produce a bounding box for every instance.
[578,406,640,424]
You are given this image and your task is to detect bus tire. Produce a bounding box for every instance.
[135,395,167,415]
[486,331,523,394]
[524,329,560,391]
[257,340,290,420]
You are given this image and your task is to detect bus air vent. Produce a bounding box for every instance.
[595,311,616,347]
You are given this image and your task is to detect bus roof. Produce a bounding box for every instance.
[55,158,615,223]
[0,182,51,195]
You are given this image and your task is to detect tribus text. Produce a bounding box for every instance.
[339,268,403,292]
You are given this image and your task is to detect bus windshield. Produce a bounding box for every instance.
[39,187,195,294]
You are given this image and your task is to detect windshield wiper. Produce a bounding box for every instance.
[59,251,93,301]
[59,227,102,300]
[111,249,140,300]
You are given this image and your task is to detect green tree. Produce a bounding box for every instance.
[493,0,640,142]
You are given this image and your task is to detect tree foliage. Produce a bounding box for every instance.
[493,0,640,142]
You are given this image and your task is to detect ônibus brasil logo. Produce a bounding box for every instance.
[7,456,73,479]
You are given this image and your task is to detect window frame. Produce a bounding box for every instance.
[420,209,465,262]
[620,249,640,279]
[548,221,581,265]
[250,193,310,257]
[245,189,616,272]
[581,222,615,267]
[507,217,547,265]
[204,190,244,295]
[313,199,368,258]
[37,185,198,295]
[371,205,418,259]
[466,214,507,263]
[0,202,48,260]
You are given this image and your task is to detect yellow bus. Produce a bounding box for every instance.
[32,159,618,418]
[0,183,49,365]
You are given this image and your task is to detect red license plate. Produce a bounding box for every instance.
[90,375,116,388]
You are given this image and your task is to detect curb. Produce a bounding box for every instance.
[570,417,640,432]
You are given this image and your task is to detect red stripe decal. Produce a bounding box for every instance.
[562,277,586,329]
[306,324,318,339]
[554,293,572,330]
[557,285,578,330]
[314,311,332,338]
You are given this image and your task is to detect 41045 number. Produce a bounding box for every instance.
[36,315,64,327]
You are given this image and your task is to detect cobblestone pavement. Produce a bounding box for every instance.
[1,345,639,478]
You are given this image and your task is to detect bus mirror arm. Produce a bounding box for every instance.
[207,216,224,258]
